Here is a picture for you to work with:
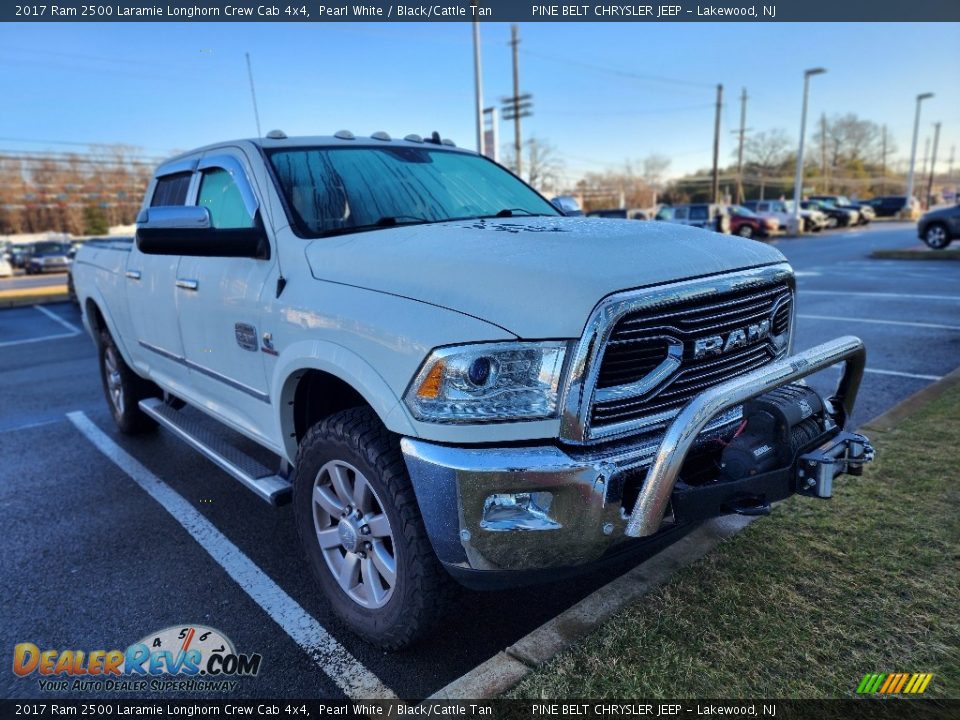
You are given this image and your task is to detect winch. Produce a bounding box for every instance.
[719,383,873,498]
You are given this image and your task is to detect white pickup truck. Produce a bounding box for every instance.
[73,131,874,648]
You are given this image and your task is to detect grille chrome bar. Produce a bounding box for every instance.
[558,263,796,445]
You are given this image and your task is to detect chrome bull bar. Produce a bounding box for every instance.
[625,335,867,537]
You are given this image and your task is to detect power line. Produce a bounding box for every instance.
[521,48,715,89]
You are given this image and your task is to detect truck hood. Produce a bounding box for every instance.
[304,216,787,338]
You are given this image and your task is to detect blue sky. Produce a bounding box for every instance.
[1,21,957,183]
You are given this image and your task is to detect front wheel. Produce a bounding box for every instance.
[293,407,456,649]
[924,223,951,250]
[736,224,754,239]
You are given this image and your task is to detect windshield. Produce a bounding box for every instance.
[33,242,69,254]
[837,196,852,206]
[267,146,559,237]
[730,205,756,217]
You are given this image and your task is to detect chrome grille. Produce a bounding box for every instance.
[589,282,792,433]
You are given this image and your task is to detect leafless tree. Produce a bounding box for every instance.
[743,129,791,199]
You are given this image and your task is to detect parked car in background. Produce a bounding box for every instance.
[726,205,779,239]
[25,241,72,274]
[586,208,648,220]
[551,195,584,216]
[801,200,857,228]
[917,202,960,249]
[10,244,33,269]
[863,195,915,218]
[782,200,826,233]
[655,203,730,234]
[809,195,869,225]
[741,200,800,235]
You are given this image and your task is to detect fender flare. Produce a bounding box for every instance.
[79,284,138,368]
[270,339,418,461]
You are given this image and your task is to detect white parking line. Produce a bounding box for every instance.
[34,304,82,334]
[66,411,396,701]
[864,368,942,382]
[798,314,960,332]
[0,331,79,348]
[800,290,960,301]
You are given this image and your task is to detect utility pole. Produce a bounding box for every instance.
[948,145,956,186]
[711,83,723,204]
[880,125,887,194]
[510,25,523,177]
[926,122,941,208]
[820,113,828,192]
[471,2,484,155]
[733,88,748,204]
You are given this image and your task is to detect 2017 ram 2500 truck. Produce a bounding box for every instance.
[73,131,874,649]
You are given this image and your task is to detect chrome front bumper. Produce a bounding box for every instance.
[401,336,867,573]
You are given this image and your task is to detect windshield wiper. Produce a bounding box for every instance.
[479,208,550,218]
[319,215,430,238]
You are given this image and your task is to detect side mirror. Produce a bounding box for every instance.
[136,206,270,260]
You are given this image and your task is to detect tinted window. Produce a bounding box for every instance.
[673,207,689,220]
[689,205,708,221]
[150,172,192,207]
[268,147,558,237]
[197,168,254,229]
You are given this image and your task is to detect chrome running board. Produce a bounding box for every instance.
[139,397,291,505]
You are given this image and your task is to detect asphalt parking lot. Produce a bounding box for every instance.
[1,221,958,700]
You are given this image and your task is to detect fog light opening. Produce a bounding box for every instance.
[479,492,560,531]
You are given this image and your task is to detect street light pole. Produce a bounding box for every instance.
[471,3,484,155]
[793,67,826,230]
[905,93,934,206]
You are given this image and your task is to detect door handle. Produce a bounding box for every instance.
[125,270,141,280]
[176,279,199,291]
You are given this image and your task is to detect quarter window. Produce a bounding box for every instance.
[197,168,254,229]
[150,172,192,207]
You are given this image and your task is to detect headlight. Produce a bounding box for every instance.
[405,342,568,423]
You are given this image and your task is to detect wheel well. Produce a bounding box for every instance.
[291,370,370,444]
[85,299,106,338]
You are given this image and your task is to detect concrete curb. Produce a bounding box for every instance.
[430,366,960,701]
[861,365,960,434]
[871,248,960,261]
[0,285,69,308]
[427,516,754,701]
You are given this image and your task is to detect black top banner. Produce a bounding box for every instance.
[3,0,959,22]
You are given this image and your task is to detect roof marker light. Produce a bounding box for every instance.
[334,130,355,140]
[265,129,287,139]
[371,131,391,141]
[404,134,423,143]
[441,138,456,147]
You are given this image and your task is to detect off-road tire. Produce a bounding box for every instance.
[98,329,157,434]
[293,407,457,649]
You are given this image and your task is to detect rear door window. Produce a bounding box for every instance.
[150,172,192,207]
[689,206,708,221]
[673,207,689,220]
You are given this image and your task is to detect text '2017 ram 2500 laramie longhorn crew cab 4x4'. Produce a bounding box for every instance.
[73,131,874,649]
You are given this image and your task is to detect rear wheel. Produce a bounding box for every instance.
[736,224,754,239]
[924,223,951,250]
[98,329,157,434]
[293,407,456,649]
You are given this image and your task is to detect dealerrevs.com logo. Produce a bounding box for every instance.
[13,625,262,693]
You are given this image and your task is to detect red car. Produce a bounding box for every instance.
[727,205,779,239]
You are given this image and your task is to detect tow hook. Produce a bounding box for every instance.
[796,431,875,498]
[725,496,772,516]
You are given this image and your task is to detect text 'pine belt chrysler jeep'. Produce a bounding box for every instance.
[73,131,875,648]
